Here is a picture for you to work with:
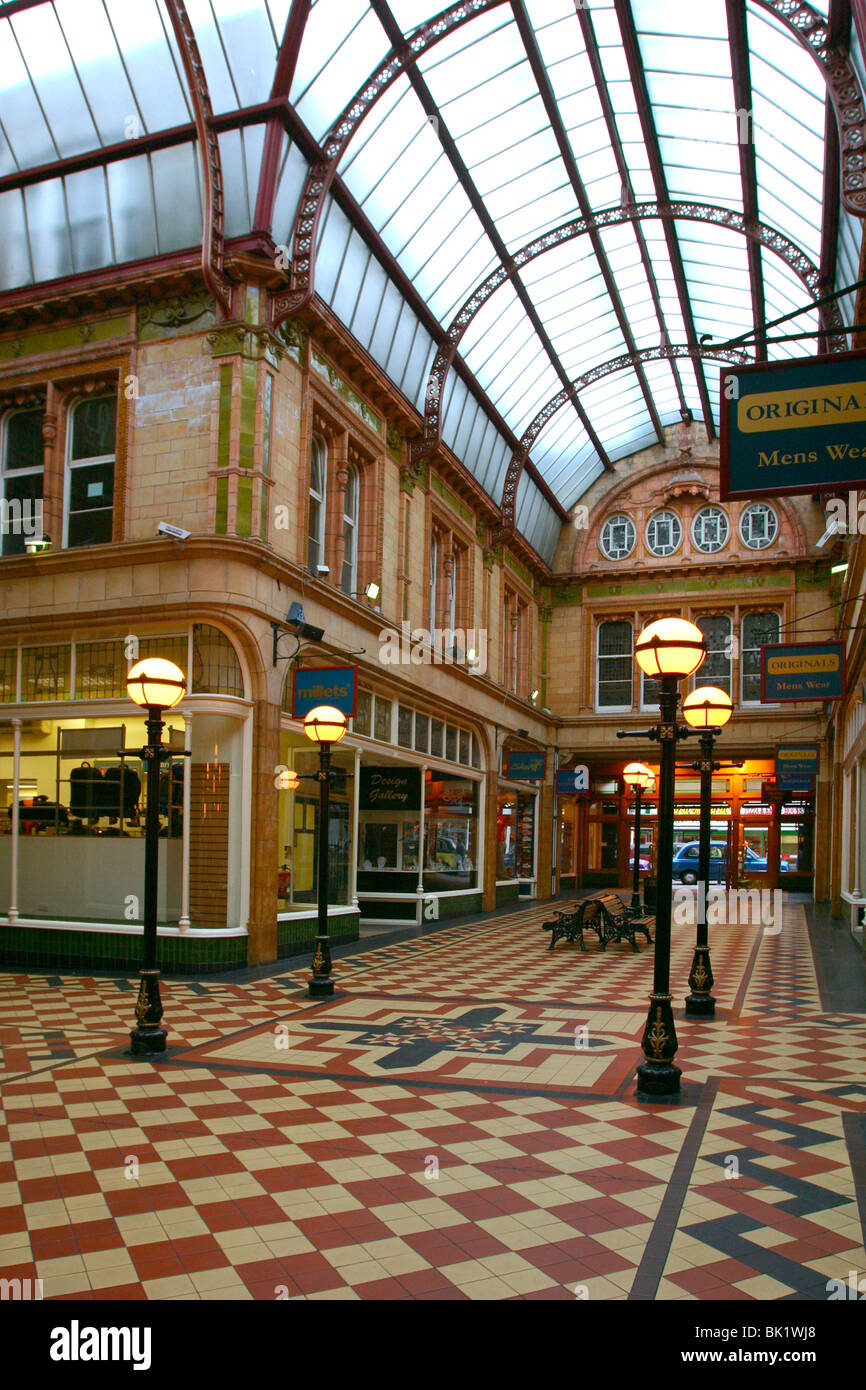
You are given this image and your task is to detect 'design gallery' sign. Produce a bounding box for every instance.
[720,350,866,500]
[359,767,421,811]
[761,644,845,703]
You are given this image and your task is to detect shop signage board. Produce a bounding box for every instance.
[777,774,815,794]
[556,766,589,794]
[292,666,357,718]
[505,751,547,781]
[760,643,845,703]
[776,744,820,778]
[720,349,866,500]
[359,766,421,811]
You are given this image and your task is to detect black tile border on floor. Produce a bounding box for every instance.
[805,903,866,1015]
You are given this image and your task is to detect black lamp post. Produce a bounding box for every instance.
[681,686,733,1018]
[623,762,653,912]
[619,618,706,1100]
[126,657,187,1056]
[303,704,348,998]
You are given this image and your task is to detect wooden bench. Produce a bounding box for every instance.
[597,893,655,953]
[542,898,605,952]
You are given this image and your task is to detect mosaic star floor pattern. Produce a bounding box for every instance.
[0,899,864,1300]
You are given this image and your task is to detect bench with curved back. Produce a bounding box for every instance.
[542,898,605,952]
[596,893,655,953]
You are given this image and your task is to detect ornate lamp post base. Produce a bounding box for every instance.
[685,945,716,1017]
[309,936,334,998]
[636,992,681,1098]
[129,969,167,1054]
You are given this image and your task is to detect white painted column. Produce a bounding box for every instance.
[350,746,361,909]
[178,712,193,932]
[8,718,21,924]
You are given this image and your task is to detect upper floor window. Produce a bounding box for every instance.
[646,510,682,557]
[429,533,439,641]
[742,611,781,703]
[597,620,633,711]
[65,395,117,548]
[1,408,43,558]
[740,503,777,550]
[341,466,359,596]
[600,514,636,561]
[695,614,733,695]
[308,435,327,573]
[692,506,729,554]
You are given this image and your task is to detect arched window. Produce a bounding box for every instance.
[695,615,733,695]
[742,611,781,703]
[308,435,327,573]
[192,625,245,698]
[2,408,44,558]
[341,466,359,596]
[597,620,633,711]
[65,395,117,548]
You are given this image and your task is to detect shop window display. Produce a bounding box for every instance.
[497,791,536,881]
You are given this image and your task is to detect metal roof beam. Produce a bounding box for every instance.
[511,0,665,445]
[726,0,767,363]
[367,0,611,470]
[253,0,313,235]
[575,0,689,419]
[613,0,716,438]
[819,0,848,349]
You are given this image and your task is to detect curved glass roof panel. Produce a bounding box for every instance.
[0,0,861,558]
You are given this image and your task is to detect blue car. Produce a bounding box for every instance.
[671,842,786,884]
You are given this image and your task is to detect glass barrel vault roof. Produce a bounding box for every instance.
[0,0,858,565]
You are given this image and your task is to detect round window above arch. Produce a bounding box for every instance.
[645,510,682,558]
[691,506,730,554]
[739,502,778,550]
[191,625,245,698]
[599,514,636,560]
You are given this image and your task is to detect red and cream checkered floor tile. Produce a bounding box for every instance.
[1,899,864,1300]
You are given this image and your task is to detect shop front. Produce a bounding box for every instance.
[0,623,252,972]
[280,681,485,928]
[559,759,815,893]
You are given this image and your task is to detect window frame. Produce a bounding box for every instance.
[63,394,117,550]
[341,464,359,597]
[599,513,637,561]
[308,433,327,574]
[693,613,733,696]
[645,509,683,558]
[596,618,634,713]
[741,610,782,705]
[691,506,730,555]
[739,502,778,551]
[1,406,45,559]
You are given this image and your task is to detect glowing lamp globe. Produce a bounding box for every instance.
[635,617,706,680]
[126,658,186,711]
[303,705,347,745]
[623,762,653,791]
[682,686,734,730]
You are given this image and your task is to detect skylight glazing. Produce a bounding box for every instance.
[0,0,861,561]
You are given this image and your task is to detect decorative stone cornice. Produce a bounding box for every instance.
[207,322,285,368]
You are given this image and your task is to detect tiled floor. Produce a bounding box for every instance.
[1,898,864,1301]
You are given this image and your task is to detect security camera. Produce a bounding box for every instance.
[285,603,324,642]
[157,522,191,540]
